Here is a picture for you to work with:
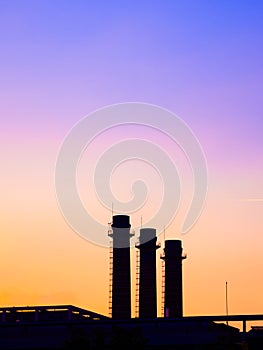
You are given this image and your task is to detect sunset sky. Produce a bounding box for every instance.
[1,0,263,322]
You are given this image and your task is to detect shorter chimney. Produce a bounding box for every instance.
[161,240,186,317]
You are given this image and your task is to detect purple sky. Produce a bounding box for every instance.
[0,1,263,317]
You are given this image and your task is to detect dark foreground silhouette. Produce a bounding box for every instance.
[0,305,262,349]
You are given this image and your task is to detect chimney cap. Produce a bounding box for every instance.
[165,239,182,251]
[112,215,131,228]
[140,228,156,242]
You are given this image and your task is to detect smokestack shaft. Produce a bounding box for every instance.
[111,215,133,319]
[162,240,185,318]
[137,228,160,318]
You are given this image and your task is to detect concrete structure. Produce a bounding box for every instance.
[136,228,160,318]
[161,240,186,317]
[109,215,134,319]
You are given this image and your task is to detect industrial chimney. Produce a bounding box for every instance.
[161,240,186,318]
[109,215,134,319]
[136,228,160,318]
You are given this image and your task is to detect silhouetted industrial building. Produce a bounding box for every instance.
[1,307,260,349]
[161,239,186,317]
[136,228,160,318]
[109,215,134,319]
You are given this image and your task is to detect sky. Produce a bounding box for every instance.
[0,0,263,322]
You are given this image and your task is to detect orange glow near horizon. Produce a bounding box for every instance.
[1,1,263,333]
[1,173,263,320]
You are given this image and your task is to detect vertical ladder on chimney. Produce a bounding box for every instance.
[135,248,140,318]
[161,258,165,317]
[108,228,113,317]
